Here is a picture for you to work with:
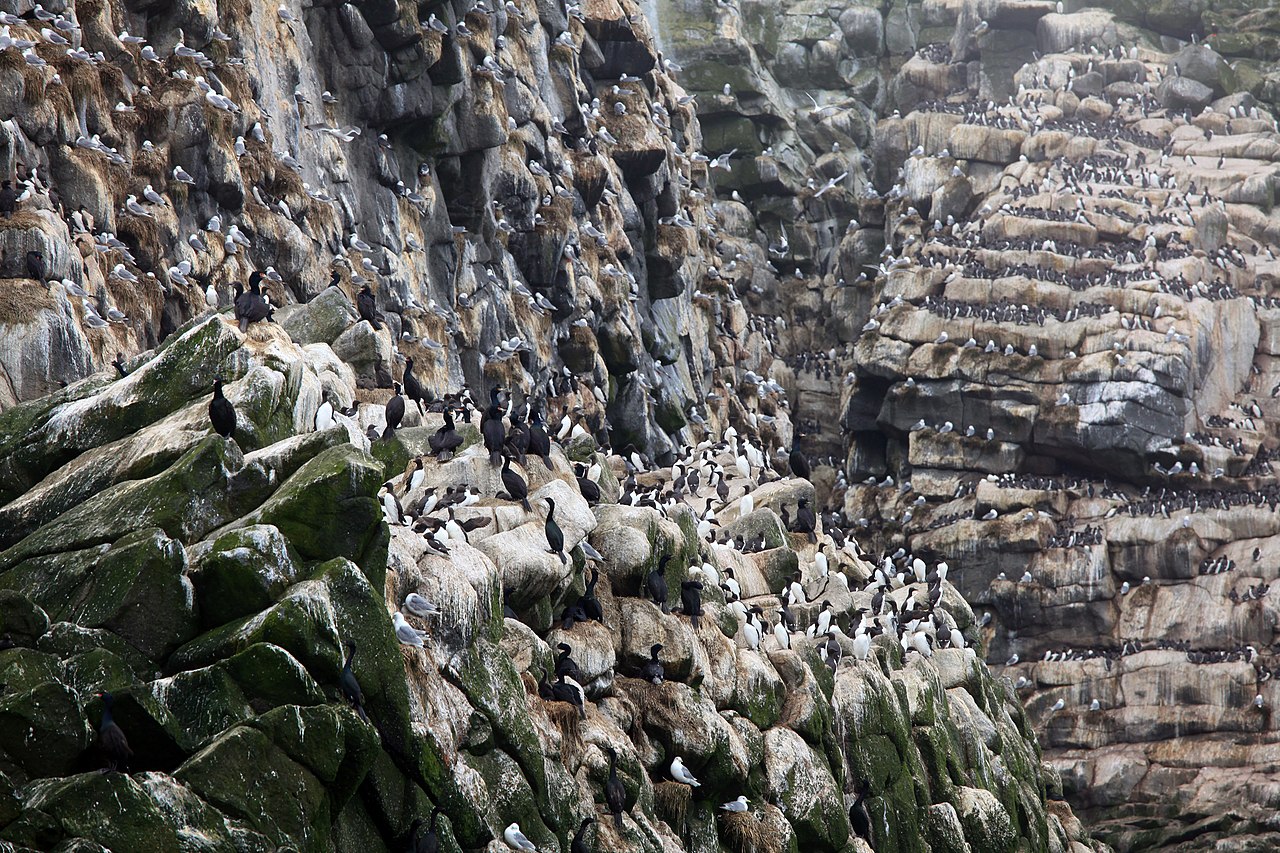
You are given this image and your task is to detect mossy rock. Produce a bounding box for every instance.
[0,436,273,577]
[63,648,139,696]
[230,366,301,451]
[167,578,344,683]
[20,771,237,853]
[85,688,186,773]
[0,316,242,506]
[175,724,331,849]
[279,285,358,346]
[954,786,1015,853]
[187,524,305,629]
[251,703,380,812]
[463,747,557,850]
[0,647,64,695]
[220,444,384,572]
[0,682,91,777]
[38,623,155,679]
[0,590,48,645]
[8,528,196,661]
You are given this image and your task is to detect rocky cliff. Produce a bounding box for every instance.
[0,0,1105,850]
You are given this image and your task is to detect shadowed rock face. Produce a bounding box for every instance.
[653,0,1280,847]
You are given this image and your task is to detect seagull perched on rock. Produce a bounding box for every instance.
[403,593,440,618]
[503,823,537,851]
[670,756,700,786]
[392,611,427,646]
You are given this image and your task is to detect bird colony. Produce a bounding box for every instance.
[0,0,1271,848]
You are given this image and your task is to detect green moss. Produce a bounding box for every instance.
[221,445,384,573]
[0,682,90,776]
[0,648,63,695]
[0,436,272,576]
[251,703,379,810]
[0,317,242,506]
[0,590,48,643]
[187,525,304,629]
[175,725,330,849]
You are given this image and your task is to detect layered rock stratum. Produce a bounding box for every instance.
[1,0,1278,849]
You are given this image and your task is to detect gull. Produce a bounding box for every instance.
[350,233,374,252]
[118,29,145,43]
[278,5,299,24]
[392,612,426,646]
[719,796,749,813]
[110,264,138,283]
[403,593,440,618]
[670,757,700,786]
[503,824,536,852]
[142,184,166,206]
[124,195,151,217]
[813,171,847,198]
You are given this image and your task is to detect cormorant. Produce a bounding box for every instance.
[555,642,585,684]
[574,464,601,504]
[0,179,16,217]
[112,352,127,377]
[482,390,506,466]
[383,382,405,440]
[551,673,585,718]
[408,806,441,853]
[794,497,816,543]
[680,580,703,629]
[357,283,382,330]
[429,409,462,460]
[340,641,369,721]
[505,407,530,465]
[605,747,626,829]
[581,567,603,622]
[95,691,132,772]
[849,779,873,847]
[544,498,565,563]
[403,358,426,414]
[788,442,810,480]
[640,643,664,684]
[501,455,531,511]
[570,818,593,853]
[528,409,553,469]
[25,250,44,282]
[208,377,236,438]
[645,555,669,612]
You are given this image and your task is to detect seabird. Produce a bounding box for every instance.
[641,643,664,684]
[95,691,132,772]
[403,593,440,618]
[645,555,670,612]
[719,796,749,813]
[544,498,566,563]
[670,756,701,786]
[208,378,236,438]
[340,641,368,721]
[500,455,531,511]
[680,580,703,629]
[383,383,405,440]
[393,611,427,646]
[849,779,873,845]
[605,747,626,828]
[503,823,537,852]
[357,284,382,330]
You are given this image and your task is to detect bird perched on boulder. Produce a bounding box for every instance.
[357,283,382,329]
[208,378,236,438]
[95,691,132,772]
[383,383,405,440]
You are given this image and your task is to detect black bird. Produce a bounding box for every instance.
[501,455,531,511]
[25,250,44,282]
[640,643,664,684]
[551,673,585,718]
[528,409,553,469]
[536,668,556,700]
[429,409,462,461]
[234,272,271,333]
[340,641,369,722]
[605,746,626,829]
[408,807,441,853]
[570,818,594,853]
[403,358,426,414]
[574,464,601,504]
[544,498,566,563]
[383,382,405,440]
[505,408,530,466]
[645,555,670,612]
[788,442,810,481]
[794,497,816,543]
[579,567,603,622]
[560,599,589,630]
[482,391,506,466]
[208,377,236,438]
[95,691,132,772]
[849,779,873,847]
[112,352,127,377]
[357,283,382,330]
[555,642,585,683]
[680,580,703,629]
[0,179,16,217]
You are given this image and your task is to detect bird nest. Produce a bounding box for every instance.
[627,680,701,734]
[542,699,581,750]
[721,809,781,853]
[0,280,54,324]
[653,781,690,830]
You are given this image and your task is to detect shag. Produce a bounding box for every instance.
[501,455,531,511]
[208,377,236,438]
[680,579,703,629]
[357,283,382,329]
[605,746,626,828]
[645,555,670,612]
[340,641,369,721]
[544,498,565,563]
[96,691,132,772]
[640,643,664,684]
[383,382,405,440]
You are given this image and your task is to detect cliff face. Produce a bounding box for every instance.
[0,0,1098,851]
[646,0,1280,847]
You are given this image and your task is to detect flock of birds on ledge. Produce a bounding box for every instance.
[66,272,979,851]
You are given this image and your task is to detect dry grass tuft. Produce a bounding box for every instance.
[543,699,581,751]
[654,781,691,830]
[0,281,54,325]
[720,807,786,853]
